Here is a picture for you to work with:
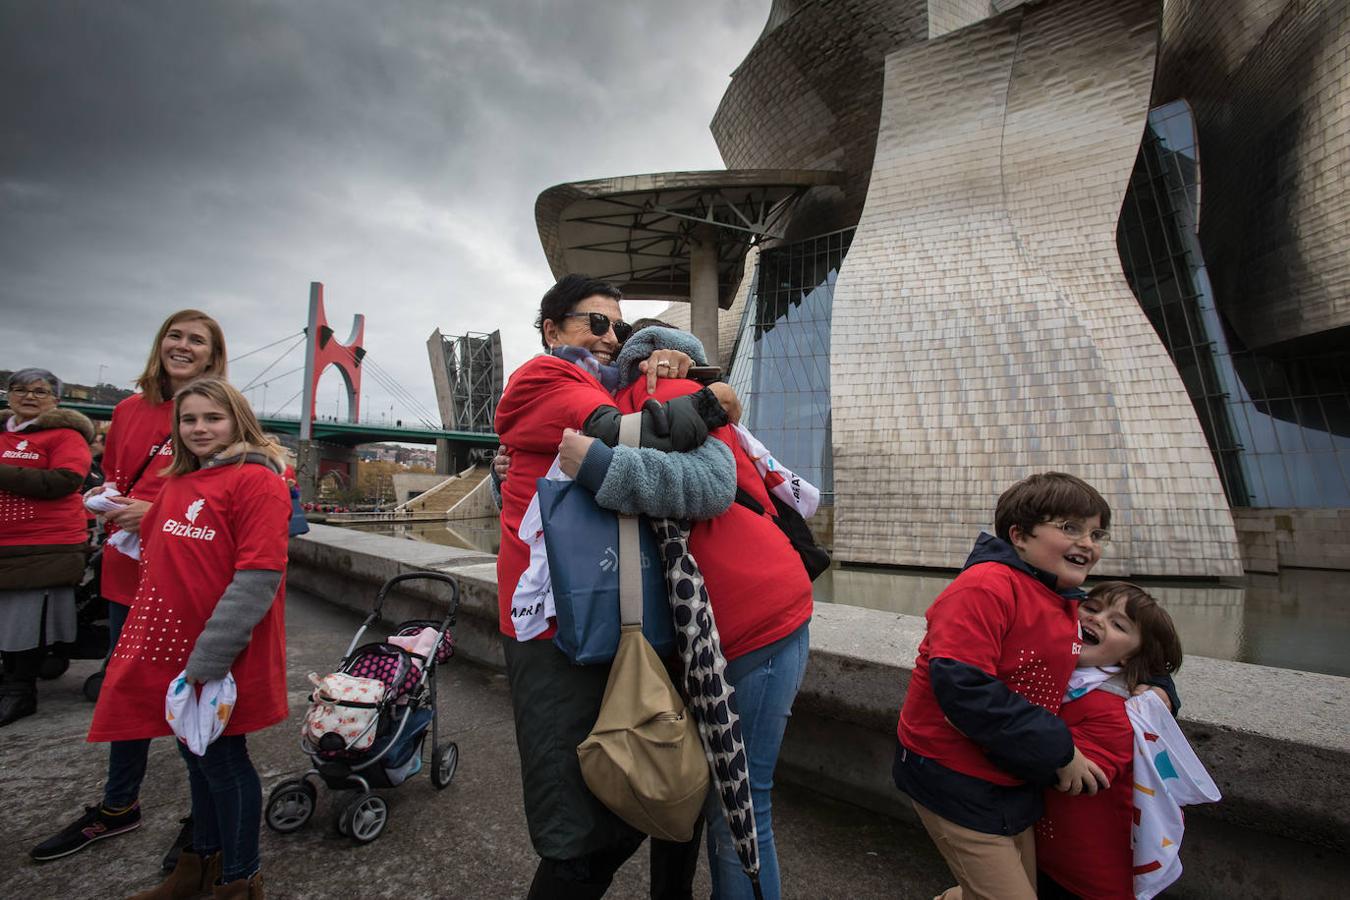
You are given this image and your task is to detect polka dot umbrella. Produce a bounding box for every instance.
[650,518,764,900]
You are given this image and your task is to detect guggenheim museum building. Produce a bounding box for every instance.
[534,0,1349,579]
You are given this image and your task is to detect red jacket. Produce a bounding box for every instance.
[898,540,1081,787]
[614,379,812,662]
[1036,689,1135,900]
[493,356,615,639]
[100,394,176,604]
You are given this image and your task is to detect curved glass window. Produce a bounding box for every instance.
[726,228,853,503]
[1117,100,1350,507]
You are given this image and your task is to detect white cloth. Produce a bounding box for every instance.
[165,670,237,756]
[84,486,142,559]
[1126,690,1222,899]
[732,424,821,518]
[1064,665,1121,702]
[510,456,564,641]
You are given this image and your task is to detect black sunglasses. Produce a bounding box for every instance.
[562,311,632,342]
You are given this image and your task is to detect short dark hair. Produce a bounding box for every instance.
[994,471,1111,541]
[631,317,677,333]
[535,274,623,350]
[1086,581,1183,690]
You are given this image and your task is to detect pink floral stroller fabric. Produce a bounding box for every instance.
[345,643,419,699]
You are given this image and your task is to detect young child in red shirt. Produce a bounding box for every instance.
[1035,582,1183,900]
[893,472,1116,900]
[90,377,289,899]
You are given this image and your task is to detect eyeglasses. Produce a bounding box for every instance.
[1046,520,1111,546]
[562,312,632,342]
[9,387,54,399]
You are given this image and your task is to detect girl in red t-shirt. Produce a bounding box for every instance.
[1036,582,1183,900]
[31,309,229,867]
[98,377,289,899]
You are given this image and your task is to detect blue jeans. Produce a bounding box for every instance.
[703,624,810,900]
[178,735,262,882]
[103,601,151,809]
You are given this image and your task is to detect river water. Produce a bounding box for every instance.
[343,518,1349,678]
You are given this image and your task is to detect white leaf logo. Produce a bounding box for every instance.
[185,498,205,524]
[16,440,28,451]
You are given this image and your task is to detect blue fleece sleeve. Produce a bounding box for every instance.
[574,440,615,495]
[592,440,735,520]
[930,657,1076,785]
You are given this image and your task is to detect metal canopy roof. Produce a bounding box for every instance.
[535,169,841,308]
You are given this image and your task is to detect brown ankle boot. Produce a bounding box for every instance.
[211,871,263,899]
[127,849,221,900]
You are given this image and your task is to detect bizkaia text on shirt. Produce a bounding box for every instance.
[162,497,216,541]
[2,439,40,461]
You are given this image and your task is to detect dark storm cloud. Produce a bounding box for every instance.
[1,0,765,419]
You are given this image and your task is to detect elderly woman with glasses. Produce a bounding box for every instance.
[0,367,95,726]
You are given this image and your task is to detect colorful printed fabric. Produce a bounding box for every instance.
[1126,691,1222,899]
[302,671,386,752]
[165,670,236,756]
[731,423,821,519]
[346,646,418,698]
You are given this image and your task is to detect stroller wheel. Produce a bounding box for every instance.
[342,792,388,844]
[39,654,70,681]
[431,742,459,790]
[82,671,104,702]
[265,779,317,833]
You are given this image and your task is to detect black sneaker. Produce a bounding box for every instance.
[29,802,142,862]
[161,814,194,872]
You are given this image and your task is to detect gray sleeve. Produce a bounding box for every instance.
[593,439,735,520]
[184,569,283,682]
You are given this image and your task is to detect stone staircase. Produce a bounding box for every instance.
[394,464,487,517]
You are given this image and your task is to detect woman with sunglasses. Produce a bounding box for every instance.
[496,274,740,900]
[0,368,95,727]
[30,310,227,869]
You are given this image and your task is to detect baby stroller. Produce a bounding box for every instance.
[264,571,461,844]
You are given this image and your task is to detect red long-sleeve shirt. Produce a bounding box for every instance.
[1036,689,1135,900]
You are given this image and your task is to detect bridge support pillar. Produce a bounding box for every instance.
[297,439,358,503]
[435,438,453,476]
[297,440,319,504]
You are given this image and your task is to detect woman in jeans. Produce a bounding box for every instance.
[31,310,227,867]
[607,325,813,900]
[496,274,740,899]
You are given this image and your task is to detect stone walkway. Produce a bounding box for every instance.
[1,587,950,899]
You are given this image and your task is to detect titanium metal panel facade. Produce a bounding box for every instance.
[827,0,1242,576]
[540,0,1348,576]
[1154,0,1350,351]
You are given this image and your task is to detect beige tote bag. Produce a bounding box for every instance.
[576,414,710,841]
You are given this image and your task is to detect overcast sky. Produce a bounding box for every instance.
[1,0,767,427]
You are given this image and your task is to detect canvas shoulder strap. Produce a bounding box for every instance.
[617,412,643,629]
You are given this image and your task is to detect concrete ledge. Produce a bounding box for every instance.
[286,526,1350,864]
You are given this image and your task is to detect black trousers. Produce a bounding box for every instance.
[525,821,704,900]
[505,635,704,899]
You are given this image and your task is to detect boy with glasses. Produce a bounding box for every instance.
[891,472,1173,900]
